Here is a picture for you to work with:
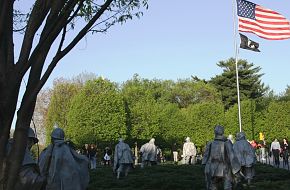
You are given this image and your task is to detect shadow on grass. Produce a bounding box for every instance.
[88,163,290,190]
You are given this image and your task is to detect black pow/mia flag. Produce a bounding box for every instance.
[239,33,260,52]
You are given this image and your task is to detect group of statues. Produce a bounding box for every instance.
[10,124,256,189]
[113,138,158,179]
[113,125,257,190]
[202,125,256,190]
[8,127,89,190]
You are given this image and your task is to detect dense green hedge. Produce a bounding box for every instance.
[65,79,127,145]
[44,76,290,150]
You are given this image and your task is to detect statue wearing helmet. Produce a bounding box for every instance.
[8,127,46,190]
[233,132,256,185]
[50,127,65,141]
[39,126,89,190]
[202,125,241,190]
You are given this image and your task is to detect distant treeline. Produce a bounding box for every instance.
[42,58,290,149]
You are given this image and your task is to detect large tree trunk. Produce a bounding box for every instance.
[0,75,38,190]
[0,0,16,187]
[6,101,37,190]
[0,78,22,190]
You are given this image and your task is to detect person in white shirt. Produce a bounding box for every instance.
[270,139,281,167]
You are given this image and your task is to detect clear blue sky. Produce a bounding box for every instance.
[24,0,290,94]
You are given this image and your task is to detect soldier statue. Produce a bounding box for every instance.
[113,138,134,179]
[202,125,241,190]
[233,132,256,185]
[39,127,89,190]
[140,138,157,168]
[182,137,197,165]
[6,127,46,189]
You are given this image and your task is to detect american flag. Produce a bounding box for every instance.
[237,0,290,40]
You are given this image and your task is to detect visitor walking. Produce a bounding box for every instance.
[270,139,281,167]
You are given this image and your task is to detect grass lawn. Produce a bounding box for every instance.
[88,163,290,190]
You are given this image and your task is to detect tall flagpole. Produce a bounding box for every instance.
[232,0,242,132]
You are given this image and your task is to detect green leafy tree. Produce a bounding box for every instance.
[210,58,268,109]
[122,75,223,147]
[263,101,290,143]
[121,75,175,144]
[225,100,260,140]
[255,90,277,112]
[45,73,97,144]
[129,98,162,141]
[278,85,290,102]
[158,103,187,146]
[183,102,225,147]
[121,74,173,105]
[171,79,221,108]
[45,80,80,144]
[66,78,127,146]
[122,75,221,108]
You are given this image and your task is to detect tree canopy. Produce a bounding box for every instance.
[42,66,290,150]
[66,78,127,145]
[210,58,268,109]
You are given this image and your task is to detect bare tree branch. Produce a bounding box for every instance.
[56,0,85,52]
[39,0,67,42]
[34,0,114,98]
[90,0,135,30]
[67,0,85,24]
[16,0,51,74]
[18,0,78,76]
[59,0,114,59]
[13,26,27,32]
[57,26,67,53]
[17,0,81,111]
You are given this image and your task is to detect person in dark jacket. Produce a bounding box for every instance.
[281,138,289,167]
[89,144,97,169]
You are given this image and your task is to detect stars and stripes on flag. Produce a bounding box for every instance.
[237,0,290,40]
